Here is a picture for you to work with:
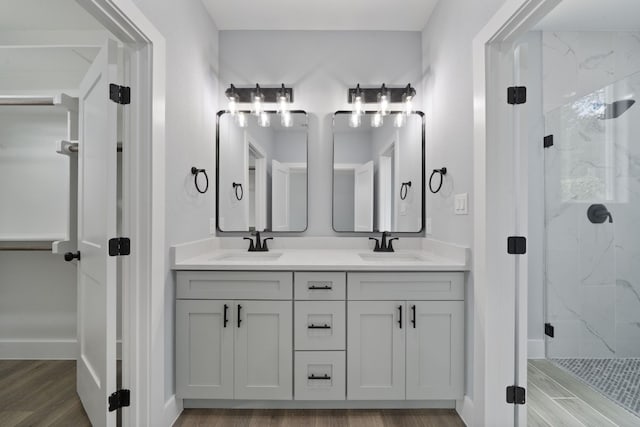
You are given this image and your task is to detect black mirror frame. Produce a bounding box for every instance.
[331,110,426,235]
[215,110,309,235]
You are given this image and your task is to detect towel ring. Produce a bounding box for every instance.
[429,167,447,194]
[191,167,209,194]
[400,181,412,200]
[232,182,244,200]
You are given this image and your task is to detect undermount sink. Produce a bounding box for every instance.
[358,252,426,262]
[210,252,283,262]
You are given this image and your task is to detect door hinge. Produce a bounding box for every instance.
[506,385,526,404]
[544,135,554,148]
[507,236,527,255]
[109,237,131,256]
[545,322,555,338]
[108,389,130,412]
[109,84,131,105]
[507,86,527,105]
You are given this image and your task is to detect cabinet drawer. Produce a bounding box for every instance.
[294,272,346,300]
[295,351,345,400]
[347,272,464,301]
[295,301,345,350]
[177,271,292,300]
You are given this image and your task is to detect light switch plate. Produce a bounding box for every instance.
[454,193,468,215]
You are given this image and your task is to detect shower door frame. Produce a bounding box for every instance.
[472,0,560,426]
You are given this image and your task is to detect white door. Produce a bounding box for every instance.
[272,160,290,231]
[176,300,234,399]
[234,301,292,399]
[76,39,119,427]
[347,301,405,400]
[406,301,464,399]
[354,161,374,232]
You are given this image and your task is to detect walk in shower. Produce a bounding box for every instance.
[544,69,640,417]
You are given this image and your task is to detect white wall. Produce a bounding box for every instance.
[421,0,507,398]
[129,0,220,401]
[219,30,422,235]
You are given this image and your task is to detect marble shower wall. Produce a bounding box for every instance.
[543,32,640,358]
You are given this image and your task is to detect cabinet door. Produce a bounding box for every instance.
[347,301,405,400]
[176,300,234,399]
[406,301,464,399]
[234,300,293,399]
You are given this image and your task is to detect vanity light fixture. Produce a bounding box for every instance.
[252,84,264,116]
[347,83,418,128]
[403,83,416,115]
[224,83,295,128]
[378,83,390,116]
[225,84,239,115]
[276,84,290,114]
[352,84,364,116]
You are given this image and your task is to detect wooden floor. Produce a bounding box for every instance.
[175,409,465,427]
[528,360,640,427]
[0,360,91,427]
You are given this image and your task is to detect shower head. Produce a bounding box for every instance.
[599,99,635,120]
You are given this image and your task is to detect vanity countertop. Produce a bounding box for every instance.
[171,248,468,271]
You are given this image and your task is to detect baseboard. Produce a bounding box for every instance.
[528,339,545,359]
[183,399,456,409]
[0,339,123,360]
[165,395,182,427]
[456,396,474,426]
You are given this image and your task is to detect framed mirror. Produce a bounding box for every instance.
[216,110,308,233]
[332,111,425,233]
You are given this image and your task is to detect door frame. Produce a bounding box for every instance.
[76,1,169,426]
[471,0,560,425]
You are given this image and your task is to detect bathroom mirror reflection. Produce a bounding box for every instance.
[217,110,308,232]
[332,111,424,233]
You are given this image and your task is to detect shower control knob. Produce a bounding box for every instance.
[64,251,81,262]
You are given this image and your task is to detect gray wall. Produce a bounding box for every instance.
[219,30,422,235]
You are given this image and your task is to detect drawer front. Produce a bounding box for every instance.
[294,351,345,400]
[177,271,292,300]
[347,272,464,301]
[294,272,346,300]
[295,301,345,350]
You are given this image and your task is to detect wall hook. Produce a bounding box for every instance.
[232,182,244,200]
[191,167,209,194]
[429,167,447,193]
[400,181,412,200]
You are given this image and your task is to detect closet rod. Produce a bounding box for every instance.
[0,96,56,106]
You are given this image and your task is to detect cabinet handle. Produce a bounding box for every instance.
[308,374,331,380]
[308,285,332,290]
[308,324,331,329]
[223,304,229,328]
[411,304,416,328]
[237,304,242,328]
[398,305,403,329]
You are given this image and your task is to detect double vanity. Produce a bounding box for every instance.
[172,240,468,408]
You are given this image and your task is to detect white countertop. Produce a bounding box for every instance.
[172,248,468,271]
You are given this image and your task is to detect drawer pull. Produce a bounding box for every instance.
[308,285,332,290]
[223,304,229,328]
[398,305,403,329]
[411,304,416,328]
[237,304,242,328]
[308,324,331,329]
[308,374,331,380]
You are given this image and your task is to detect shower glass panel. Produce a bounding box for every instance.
[545,71,640,360]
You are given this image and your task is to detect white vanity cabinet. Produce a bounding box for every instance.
[176,272,293,400]
[175,268,464,405]
[347,272,464,400]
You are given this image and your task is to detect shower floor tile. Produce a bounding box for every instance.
[529,359,640,426]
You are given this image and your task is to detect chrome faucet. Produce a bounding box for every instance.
[369,231,399,252]
[244,231,273,252]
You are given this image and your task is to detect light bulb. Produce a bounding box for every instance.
[404,95,413,115]
[252,93,264,116]
[258,111,270,127]
[236,112,247,128]
[281,111,293,127]
[394,112,405,128]
[379,93,389,116]
[354,94,364,115]
[349,112,361,128]
[228,97,238,115]
[371,112,383,128]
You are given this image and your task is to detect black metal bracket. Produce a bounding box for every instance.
[108,389,130,412]
[507,86,527,105]
[507,236,527,255]
[109,84,131,105]
[109,237,131,257]
[506,386,526,404]
[544,135,554,148]
[545,323,555,338]
[225,83,294,103]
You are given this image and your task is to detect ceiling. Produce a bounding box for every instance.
[535,0,640,31]
[0,0,103,31]
[201,0,439,31]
